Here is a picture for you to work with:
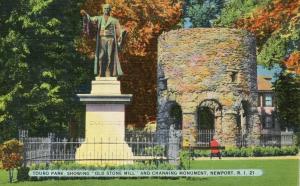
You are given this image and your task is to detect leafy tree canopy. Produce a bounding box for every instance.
[273,72,300,130]
[0,0,91,141]
[187,0,225,27]
[216,0,300,74]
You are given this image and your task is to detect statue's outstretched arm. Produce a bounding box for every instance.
[81,10,98,35]
[80,9,97,23]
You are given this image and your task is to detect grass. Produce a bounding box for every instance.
[0,160,298,186]
[189,160,299,186]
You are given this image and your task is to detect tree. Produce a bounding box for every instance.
[274,71,300,130]
[186,0,225,27]
[0,0,91,141]
[215,0,300,74]
[0,139,23,183]
[214,0,271,28]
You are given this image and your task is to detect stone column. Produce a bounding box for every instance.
[214,108,223,143]
[248,107,261,146]
[75,77,133,165]
[221,110,239,147]
[182,113,196,147]
[239,109,245,134]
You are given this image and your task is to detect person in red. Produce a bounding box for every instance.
[210,138,222,159]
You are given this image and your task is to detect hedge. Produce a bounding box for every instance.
[190,146,298,157]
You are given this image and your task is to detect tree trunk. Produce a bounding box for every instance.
[8,169,13,183]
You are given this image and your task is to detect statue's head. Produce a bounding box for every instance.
[102,4,112,15]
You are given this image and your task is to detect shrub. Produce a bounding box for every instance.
[144,145,165,156]
[253,146,262,156]
[281,146,298,155]
[29,161,176,171]
[240,147,253,157]
[179,151,190,169]
[189,146,298,157]
[222,148,240,157]
[193,150,210,157]
[273,147,281,156]
[0,139,23,183]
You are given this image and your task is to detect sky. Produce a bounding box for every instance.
[257,65,281,81]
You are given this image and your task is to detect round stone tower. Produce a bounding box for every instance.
[157,28,261,147]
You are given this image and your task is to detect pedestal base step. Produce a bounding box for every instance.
[75,143,134,165]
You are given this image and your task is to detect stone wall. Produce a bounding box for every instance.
[157,28,261,147]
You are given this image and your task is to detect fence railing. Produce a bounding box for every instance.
[260,131,294,147]
[19,129,295,166]
[19,129,181,166]
[198,129,295,147]
[197,129,214,147]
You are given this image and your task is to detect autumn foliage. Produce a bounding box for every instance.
[235,0,300,75]
[0,139,23,170]
[0,139,23,182]
[284,51,300,74]
[79,0,183,57]
[236,0,299,43]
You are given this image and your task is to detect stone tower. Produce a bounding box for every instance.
[157,28,261,147]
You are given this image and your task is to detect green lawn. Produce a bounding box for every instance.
[0,160,298,186]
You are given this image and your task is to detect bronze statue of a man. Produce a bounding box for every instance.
[81,4,125,77]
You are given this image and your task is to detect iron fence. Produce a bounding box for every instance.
[19,129,181,166]
[197,129,294,147]
[197,129,214,147]
[260,131,294,147]
[19,129,295,166]
[236,133,248,147]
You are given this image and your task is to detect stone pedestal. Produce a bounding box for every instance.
[75,77,133,165]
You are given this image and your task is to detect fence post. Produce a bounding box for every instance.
[63,138,67,161]
[18,130,28,167]
[167,126,181,166]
